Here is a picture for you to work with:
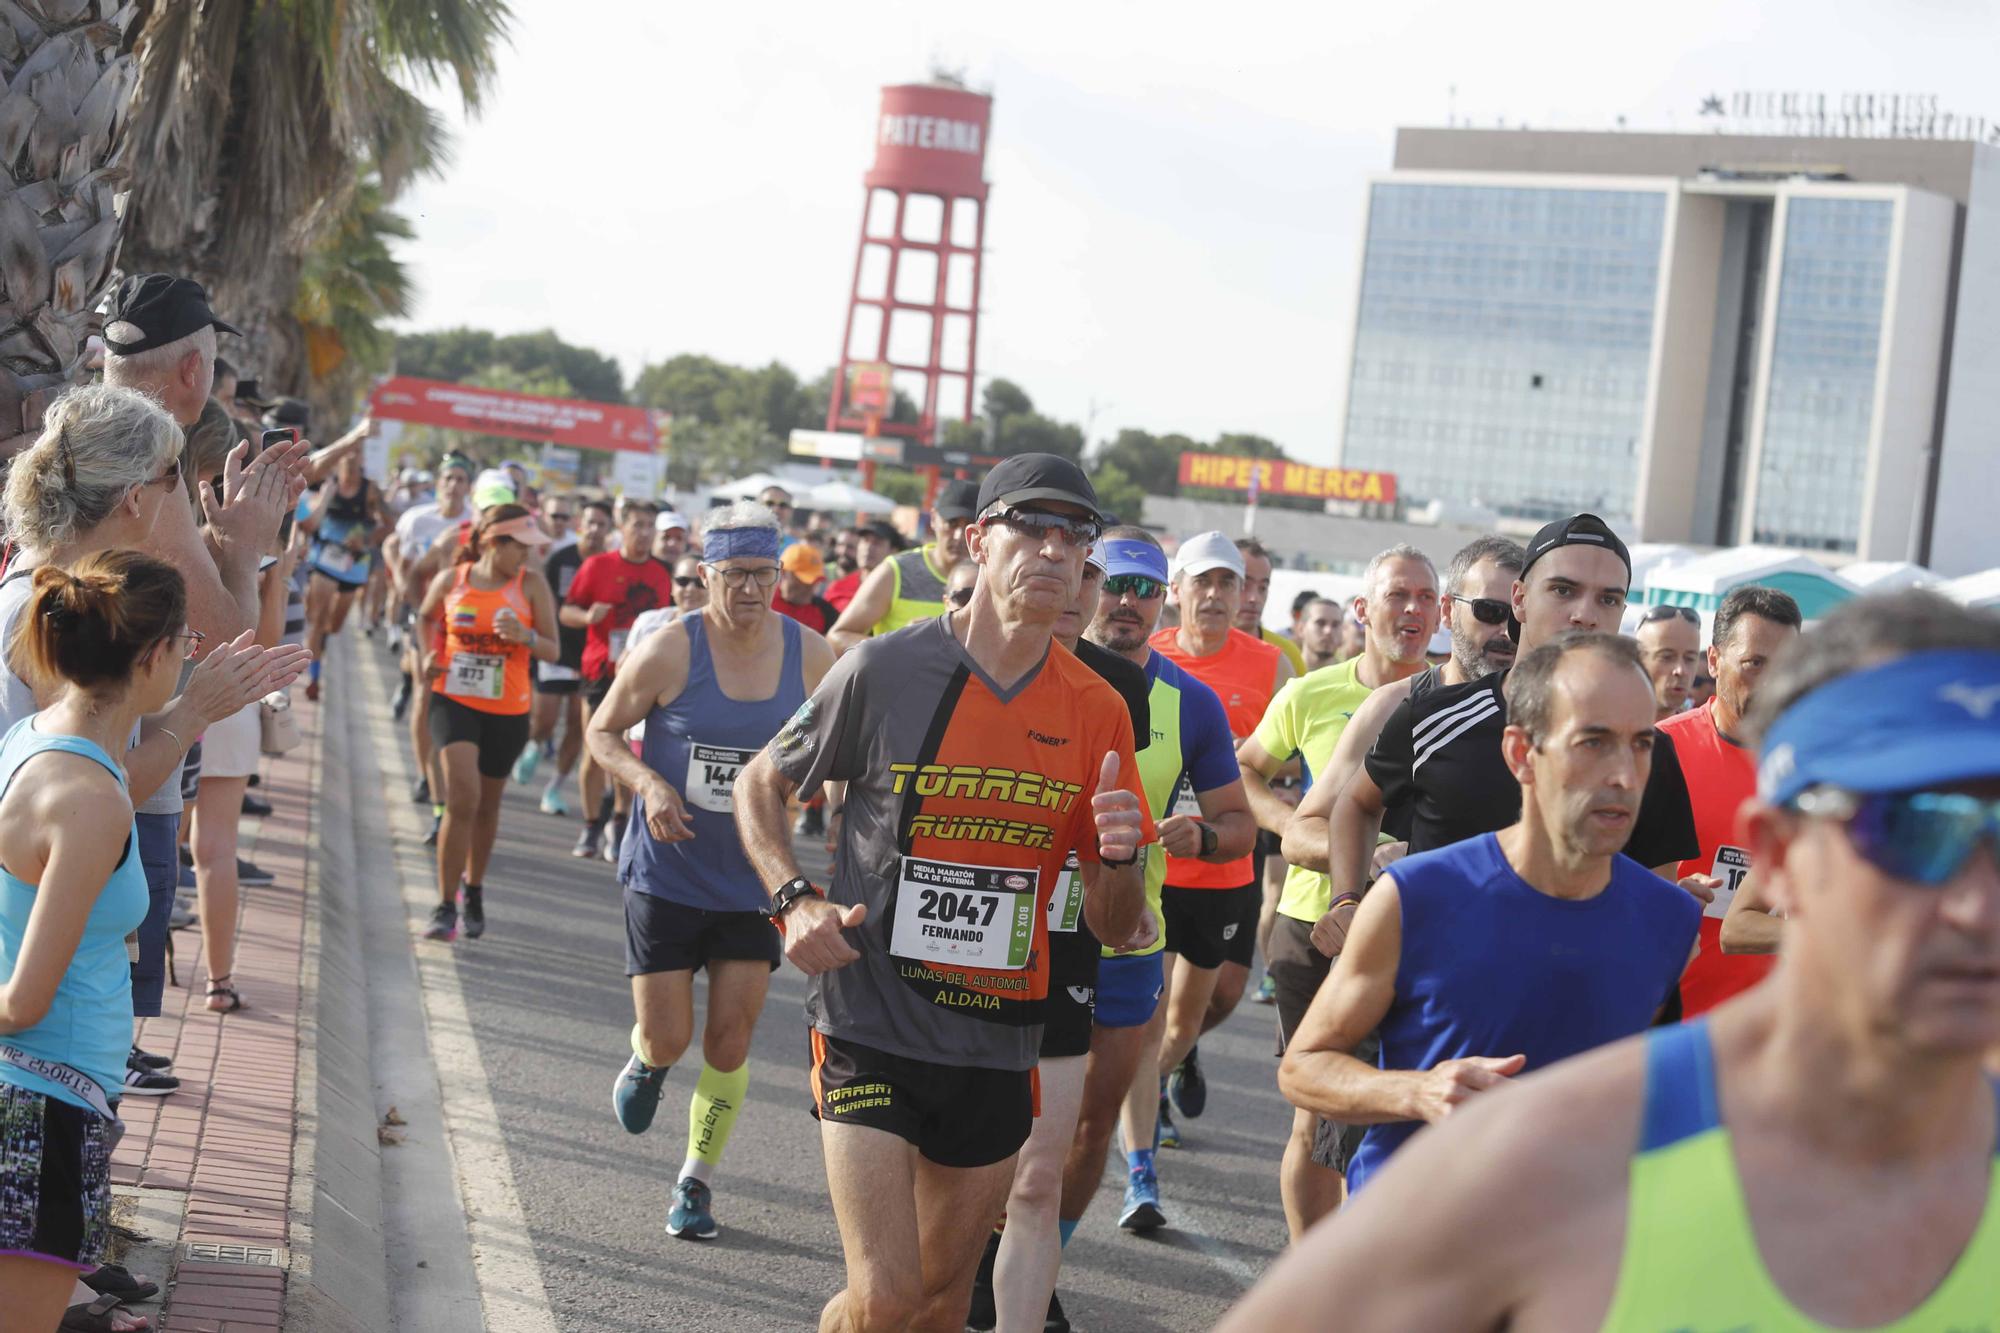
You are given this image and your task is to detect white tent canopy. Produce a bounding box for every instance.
[805,479,897,515]
[1943,567,2000,610]
[705,471,789,502]
[1645,546,1842,597]
[1841,560,1938,592]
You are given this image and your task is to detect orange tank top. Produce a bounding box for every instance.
[1148,626,1280,889]
[434,567,535,715]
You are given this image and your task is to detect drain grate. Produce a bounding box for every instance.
[182,1242,291,1268]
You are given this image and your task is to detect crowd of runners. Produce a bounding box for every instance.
[1,284,1996,1333]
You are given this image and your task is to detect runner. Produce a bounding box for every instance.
[971,540,1161,1331]
[416,504,560,941]
[515,498,613,813]
[652,510,690,565]
[1225,592,2000,1330]
[825,480,979,651]
[384,454,472,731]
[1635,603,1703,721]
[734,454,1152,1333]
[562,496,676,862]
[0,554,189,1331]
[1234,537,1306,677]
[1048,529,1252,1256]
[1295,596,1345,674]
[1661,585,1802,1014]
[298,448,390,702]
[1149,531,1293,1149]
[538,493,576,552]
[772,543,839,634]
[1277,632,1701,1193]
[825,521,900,614]
[584,500,835,1240]
[1234,543,1438,1239]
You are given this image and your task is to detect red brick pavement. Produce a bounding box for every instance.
[110,700,320,1331]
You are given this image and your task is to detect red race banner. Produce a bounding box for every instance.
[1178,452,1397,505]
[368,376,661,454]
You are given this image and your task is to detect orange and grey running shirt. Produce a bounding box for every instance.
[768,615,1152,1072]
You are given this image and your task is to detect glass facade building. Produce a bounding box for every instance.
[1342,183,1667,524]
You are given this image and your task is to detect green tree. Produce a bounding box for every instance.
[295,177,416,425]
[396,327,624,404]
[1091,461,1148,526]
[982,378,1034,424]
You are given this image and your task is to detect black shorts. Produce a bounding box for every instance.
[585,675,614,709]
[0,1083,116,1268]
[1041,923,1100,1060]
[1253,827,1283,884]
[427,693,531,779]
[1162,882,1258,970]
[623,888,780,976]
[809,1031,1034,1168]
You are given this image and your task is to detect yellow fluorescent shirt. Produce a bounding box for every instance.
[1251,657,1372,922]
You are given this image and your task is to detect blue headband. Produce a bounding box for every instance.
[1102,538,1169,583]
[1759,648,2000,805]
[703,526,781,562]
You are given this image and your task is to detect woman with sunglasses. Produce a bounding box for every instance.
[0,552,195,1332]
[417,504,560,941]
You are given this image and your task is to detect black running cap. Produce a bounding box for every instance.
[933,479,982,520]
[1521,512,1631,581]
[102,274,241,354]
[974,453,1101,521]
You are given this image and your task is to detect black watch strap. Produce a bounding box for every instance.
[1197,820,1218,858]
[766,876,819,923]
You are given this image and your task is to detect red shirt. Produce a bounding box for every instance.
[772,595,836,635]
[824,568,865,613]
[566,551,677,680]
[1658,700,1773,1015]
[1148,625,1279,889]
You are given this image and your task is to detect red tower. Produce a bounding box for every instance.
[827,82,991,463]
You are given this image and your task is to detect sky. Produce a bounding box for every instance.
[392,0,2000,465]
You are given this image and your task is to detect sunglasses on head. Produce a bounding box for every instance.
[982,505,1103,548]
[1793,787,2000,887]
[1464,597,1511,626]
[1104,574,1165,600]
[1643,604,1701,625]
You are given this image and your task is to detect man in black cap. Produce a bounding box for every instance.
[825,520,902,615]
[1318,514,1702,956]
[826,478,981,653]
[736,454,1155,1333]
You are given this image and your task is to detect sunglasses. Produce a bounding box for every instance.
[547,511,573,523]
[1104,574,1165,600]
[674,576,701,587]
[706,565,780,589]
[983,506,1103,548]
[1464,597,1511,626]
[1643,604,1701,625]
[1793,787,2000,886]
[947,587,974,608]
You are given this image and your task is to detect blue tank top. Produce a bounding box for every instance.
[1346,832,1700,1192]
[618,614,806,912]
[0,718,148,1109]
[311,480,374,586]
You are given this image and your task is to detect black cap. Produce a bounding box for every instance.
[933,479,982,520]
[859,520,904,548]
[974,453,1101,521]
[1509,512,1632,642]
[263,397,311,431]
[102,274,241,354]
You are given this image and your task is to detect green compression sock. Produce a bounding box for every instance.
[680,1061,749,1184]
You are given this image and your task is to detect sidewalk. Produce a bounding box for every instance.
[108,702,320,1332]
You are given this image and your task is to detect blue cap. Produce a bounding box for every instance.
[1758,649,2000,805]
[1103,538,1168,583]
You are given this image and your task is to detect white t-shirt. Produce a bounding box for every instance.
[393,501,469,561]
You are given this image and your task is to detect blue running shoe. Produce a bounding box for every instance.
[511,745,542,786]
[1252,974,1277,1004]
[539,787,569,817]
[613,1052,669,1134]
[1168,1044,1207,1119]
[666,1176,718,1240]
[1118,1164,1164,1232]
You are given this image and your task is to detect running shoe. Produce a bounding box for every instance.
[1157,1095,1182,1150]
[122,1065,179,1097]
[422,903,458,941]
[411,776,430,805]
[241,792,273,818]
[511,745,541,786]
[387,626,403,652]
[1168,1045,1207,1119]
[168,903,197,931]
[461,883,485,939]
[613,1052,669,1134]
[130,1046,172,1074]
[423,813,441,847]
[1251,974,1277,1005]
[236,858,275,885]
[665,1176,718,1240]
[391,684,410,722]
[572,823,603,860]
[1118,1164,1164,1232]
[601,831,618,865]
[965,1229,1000,1330]
[1046,1290,1072,1333]
[539,788,569,817]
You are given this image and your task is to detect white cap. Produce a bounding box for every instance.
[656,509,690,533]
[1428,627,1453,655]
[1170,531,1245,581]
[1086,543,1108,574]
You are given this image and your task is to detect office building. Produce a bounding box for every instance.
[1335,127,2000,572]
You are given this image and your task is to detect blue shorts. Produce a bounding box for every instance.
[1094,952,1164,1028]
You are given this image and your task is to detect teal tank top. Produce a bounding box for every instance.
[0,718,147,1109]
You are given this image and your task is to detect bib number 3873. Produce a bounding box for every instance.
[445,653,505,701]
[892,857,1038,970]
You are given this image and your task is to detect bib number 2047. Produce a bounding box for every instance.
[915,889,999,927]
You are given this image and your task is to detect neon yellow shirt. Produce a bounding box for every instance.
[1261,625,1306,677]
[1251,657,1372,922]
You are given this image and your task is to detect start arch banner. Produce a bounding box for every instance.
[368,376,663,454]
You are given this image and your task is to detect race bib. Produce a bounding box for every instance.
[1170,778,1201,821]
[608,629,629,662]
[317,544,355,574]
[1707,845,1751,920]
[445,653,506,701]
[892,857,1039,970]
[1046,849,1085,934]
[683,742,756,814]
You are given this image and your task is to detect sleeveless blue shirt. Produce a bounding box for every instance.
[618,614,806,912]
[1347,832,1700,1192]
[0,718,148,1109]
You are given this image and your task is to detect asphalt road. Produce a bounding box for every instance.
[349,632,1292,1331]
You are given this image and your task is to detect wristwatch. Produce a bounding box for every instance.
[766,876,821,924]
[1197,820,1219,858]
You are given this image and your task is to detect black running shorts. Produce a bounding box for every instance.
[427,693,531,779]
[1162,881,1257,970]
[1041,920,1100,1060]
[623,888,780,976]
[809,1032,1035,1168]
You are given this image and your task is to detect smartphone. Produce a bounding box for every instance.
[259,426,300,459]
